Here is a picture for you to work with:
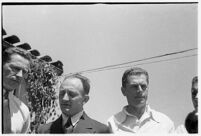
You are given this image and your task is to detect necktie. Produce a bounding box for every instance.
[64,117,73,133]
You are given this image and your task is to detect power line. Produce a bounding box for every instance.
[78,54,197,74]
[76,48,197,74]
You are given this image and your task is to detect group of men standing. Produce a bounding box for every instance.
[2,47,198,134]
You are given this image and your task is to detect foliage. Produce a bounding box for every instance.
[26,59,59,133]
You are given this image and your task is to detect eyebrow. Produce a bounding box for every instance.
[60,89,77,93]
[10,63,28,70]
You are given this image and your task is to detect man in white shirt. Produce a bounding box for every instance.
[108,67,175,133]
[38,74,110,133]
[3,47,32,133]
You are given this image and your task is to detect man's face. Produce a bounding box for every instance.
[3,54,30,91]
[191,81,198,111]
[122,74,148,109]
[59,78,87,117]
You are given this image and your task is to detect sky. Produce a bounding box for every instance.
[2,3,197,128]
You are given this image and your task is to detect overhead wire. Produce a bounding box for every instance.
[80,54,197,74]
[73,48,197,74]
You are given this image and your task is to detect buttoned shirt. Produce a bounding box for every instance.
[108,105,174,134]
[62,110,84,127]
[3,90,30,133]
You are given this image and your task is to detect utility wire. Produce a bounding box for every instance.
[76,54,197,74]
[76,48,197,74]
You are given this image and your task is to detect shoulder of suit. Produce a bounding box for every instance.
[84,114,109,133]
[37,121,55,133]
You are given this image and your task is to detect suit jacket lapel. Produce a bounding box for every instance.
[73,112,96,133]
[50,115,64,133]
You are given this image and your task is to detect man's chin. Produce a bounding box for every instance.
[62,111,71,116]
[134,101,146,108]
[8,79,20,87]
[136,99,146,104]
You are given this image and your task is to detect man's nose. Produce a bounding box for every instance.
[63,93,70,101]
[137,85,143,92]
[16,70,23,78]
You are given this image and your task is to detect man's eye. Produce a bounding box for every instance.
[68,92,76,97]
[23,69,28,74]
[141,84,147,90]
[132,85,139,89]
[12,67,20,72]
[59,91,65,95]
[128,85,138,90]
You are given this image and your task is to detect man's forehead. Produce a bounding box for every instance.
[60,78,83,90]
[9,54,29,64]
[128,74,147,81]
[9,54,30,68]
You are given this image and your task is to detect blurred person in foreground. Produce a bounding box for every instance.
[3,47,32,133]
[176,76,198,133]
[108,67,175,133]
[38,74,110,133]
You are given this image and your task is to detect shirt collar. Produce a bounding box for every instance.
[122,105,159,123]
[62,110,84,126]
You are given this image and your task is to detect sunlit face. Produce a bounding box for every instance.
[122,74,148,109]
[191,81,198,111]
[59,78,87,117]
[3,54,30,91]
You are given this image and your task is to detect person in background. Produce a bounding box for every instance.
[176,76,198,133]
[191,76,198,114]
[108,67,175,134]
[38,74,110,133]
[3,47,32,133]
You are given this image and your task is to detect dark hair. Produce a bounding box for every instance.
[192,76,198,86]
[3,47,32,65]
[185,111,198,133]
[122,67,149,87]
[62,73,90,95]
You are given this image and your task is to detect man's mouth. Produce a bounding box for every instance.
[10,77,20,83]
[61,103,71,107]
[135,96,145,99]
[135,97,146,102]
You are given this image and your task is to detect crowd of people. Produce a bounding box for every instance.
[2,46,198,134]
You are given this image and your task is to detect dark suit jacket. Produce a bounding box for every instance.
[38,112,110,133]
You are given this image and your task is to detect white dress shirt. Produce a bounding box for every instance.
[108,105,175,134]
[8,91,30,133]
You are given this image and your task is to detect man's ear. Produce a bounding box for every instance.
[83,95,89,104]
[121,87,126,96]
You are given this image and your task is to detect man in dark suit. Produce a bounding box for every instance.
[38,74,109,133]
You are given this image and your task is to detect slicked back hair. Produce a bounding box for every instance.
[62,74,90,95]
[122,67,149,87]
[3,47,32,65]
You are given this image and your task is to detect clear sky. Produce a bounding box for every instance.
[2,3,197,127]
